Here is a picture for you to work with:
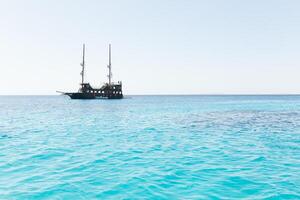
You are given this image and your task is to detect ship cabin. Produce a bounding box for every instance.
[80,82,123,99]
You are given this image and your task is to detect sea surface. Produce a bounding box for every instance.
[0,95,300,199]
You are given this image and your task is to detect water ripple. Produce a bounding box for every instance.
[0,95,300,199]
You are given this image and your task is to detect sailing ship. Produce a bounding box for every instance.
[60,44,123,99]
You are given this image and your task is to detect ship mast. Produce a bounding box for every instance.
[107,44,112,85]
[80,44,85,85]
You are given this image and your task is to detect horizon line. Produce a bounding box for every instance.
[1,94,300,96]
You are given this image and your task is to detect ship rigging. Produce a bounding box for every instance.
[59,44,123,99]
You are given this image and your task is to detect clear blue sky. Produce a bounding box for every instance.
[1,0,300,95]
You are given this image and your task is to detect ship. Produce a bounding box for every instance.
[59,44,123,99]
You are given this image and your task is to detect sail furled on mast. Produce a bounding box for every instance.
[80,44,85,84]
[107,44,112,85]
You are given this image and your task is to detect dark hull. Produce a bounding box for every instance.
[65,92,123,99]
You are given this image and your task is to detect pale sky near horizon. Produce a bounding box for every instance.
[0,0,300,95]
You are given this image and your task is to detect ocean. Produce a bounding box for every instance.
[0,95,300,199]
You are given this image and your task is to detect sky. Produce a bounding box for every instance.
[0,0,300,95]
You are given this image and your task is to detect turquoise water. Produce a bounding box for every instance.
[0,95,300,199]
